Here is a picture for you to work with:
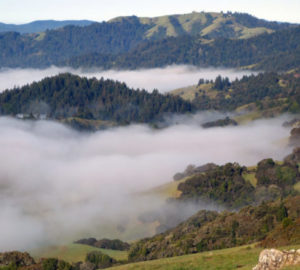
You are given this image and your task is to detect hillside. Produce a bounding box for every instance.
[0,73,192,126]
[171,71,300,117]
[0,12,296,68]
[110,12,290,40]
[64,26,300,72]
[128,196,300,262]
[0,20,94,34]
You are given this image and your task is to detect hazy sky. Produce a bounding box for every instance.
[0,0,299,24]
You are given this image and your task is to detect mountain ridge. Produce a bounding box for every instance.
[0,11,297,69]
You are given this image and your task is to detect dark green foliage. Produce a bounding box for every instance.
[202,117,237,128]
[177,163,254,209]
[0,73,192,125]
[85,251,116,269]
[75,238,130,251]
[256,158,299,191]
[214,76,230,91]
[276,202,288,222]
[42,260,72,270]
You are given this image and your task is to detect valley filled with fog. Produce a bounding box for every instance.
[0,114,293,251]
[0,65,255,93]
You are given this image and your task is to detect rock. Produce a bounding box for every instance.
[253,248,300,270]
[0,251,35,267]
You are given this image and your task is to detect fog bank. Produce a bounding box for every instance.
[0,115,292,251]
[0,65,255,93]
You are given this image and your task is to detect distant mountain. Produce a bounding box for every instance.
[110,11,292,40]
[0,11,296,68]
[0,20,95,34]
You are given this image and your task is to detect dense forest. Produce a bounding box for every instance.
[0,12,296,68]
[0,73,192,124]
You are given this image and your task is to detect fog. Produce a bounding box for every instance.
[0,115,293,251]
[0,65,255,93]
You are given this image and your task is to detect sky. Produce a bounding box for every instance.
[0,0,299,24]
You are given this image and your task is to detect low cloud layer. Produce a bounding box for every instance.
[0,66,255,93]
[0,115,292,252]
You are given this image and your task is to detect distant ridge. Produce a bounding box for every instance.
[0,20,95,34]
[0,11,297,68]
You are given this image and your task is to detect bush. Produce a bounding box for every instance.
[42,259,58,270]
[85,251,116,269]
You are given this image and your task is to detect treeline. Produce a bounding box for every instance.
[0,73,192,124]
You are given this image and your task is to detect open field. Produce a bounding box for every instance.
[108,244,300,270]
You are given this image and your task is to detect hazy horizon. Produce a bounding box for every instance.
[1,0,299,24]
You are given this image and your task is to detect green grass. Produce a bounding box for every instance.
[141,177,191,199]
[243,172,257,187]
[108,244,300,270]
[239,27,273,39]
[31,243,128,263]
[170,85,198,101]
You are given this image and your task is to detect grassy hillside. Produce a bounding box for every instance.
[31,243,128,263]
[108,244,300,270]
[111,11,291,40]
[170,71,300,118]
